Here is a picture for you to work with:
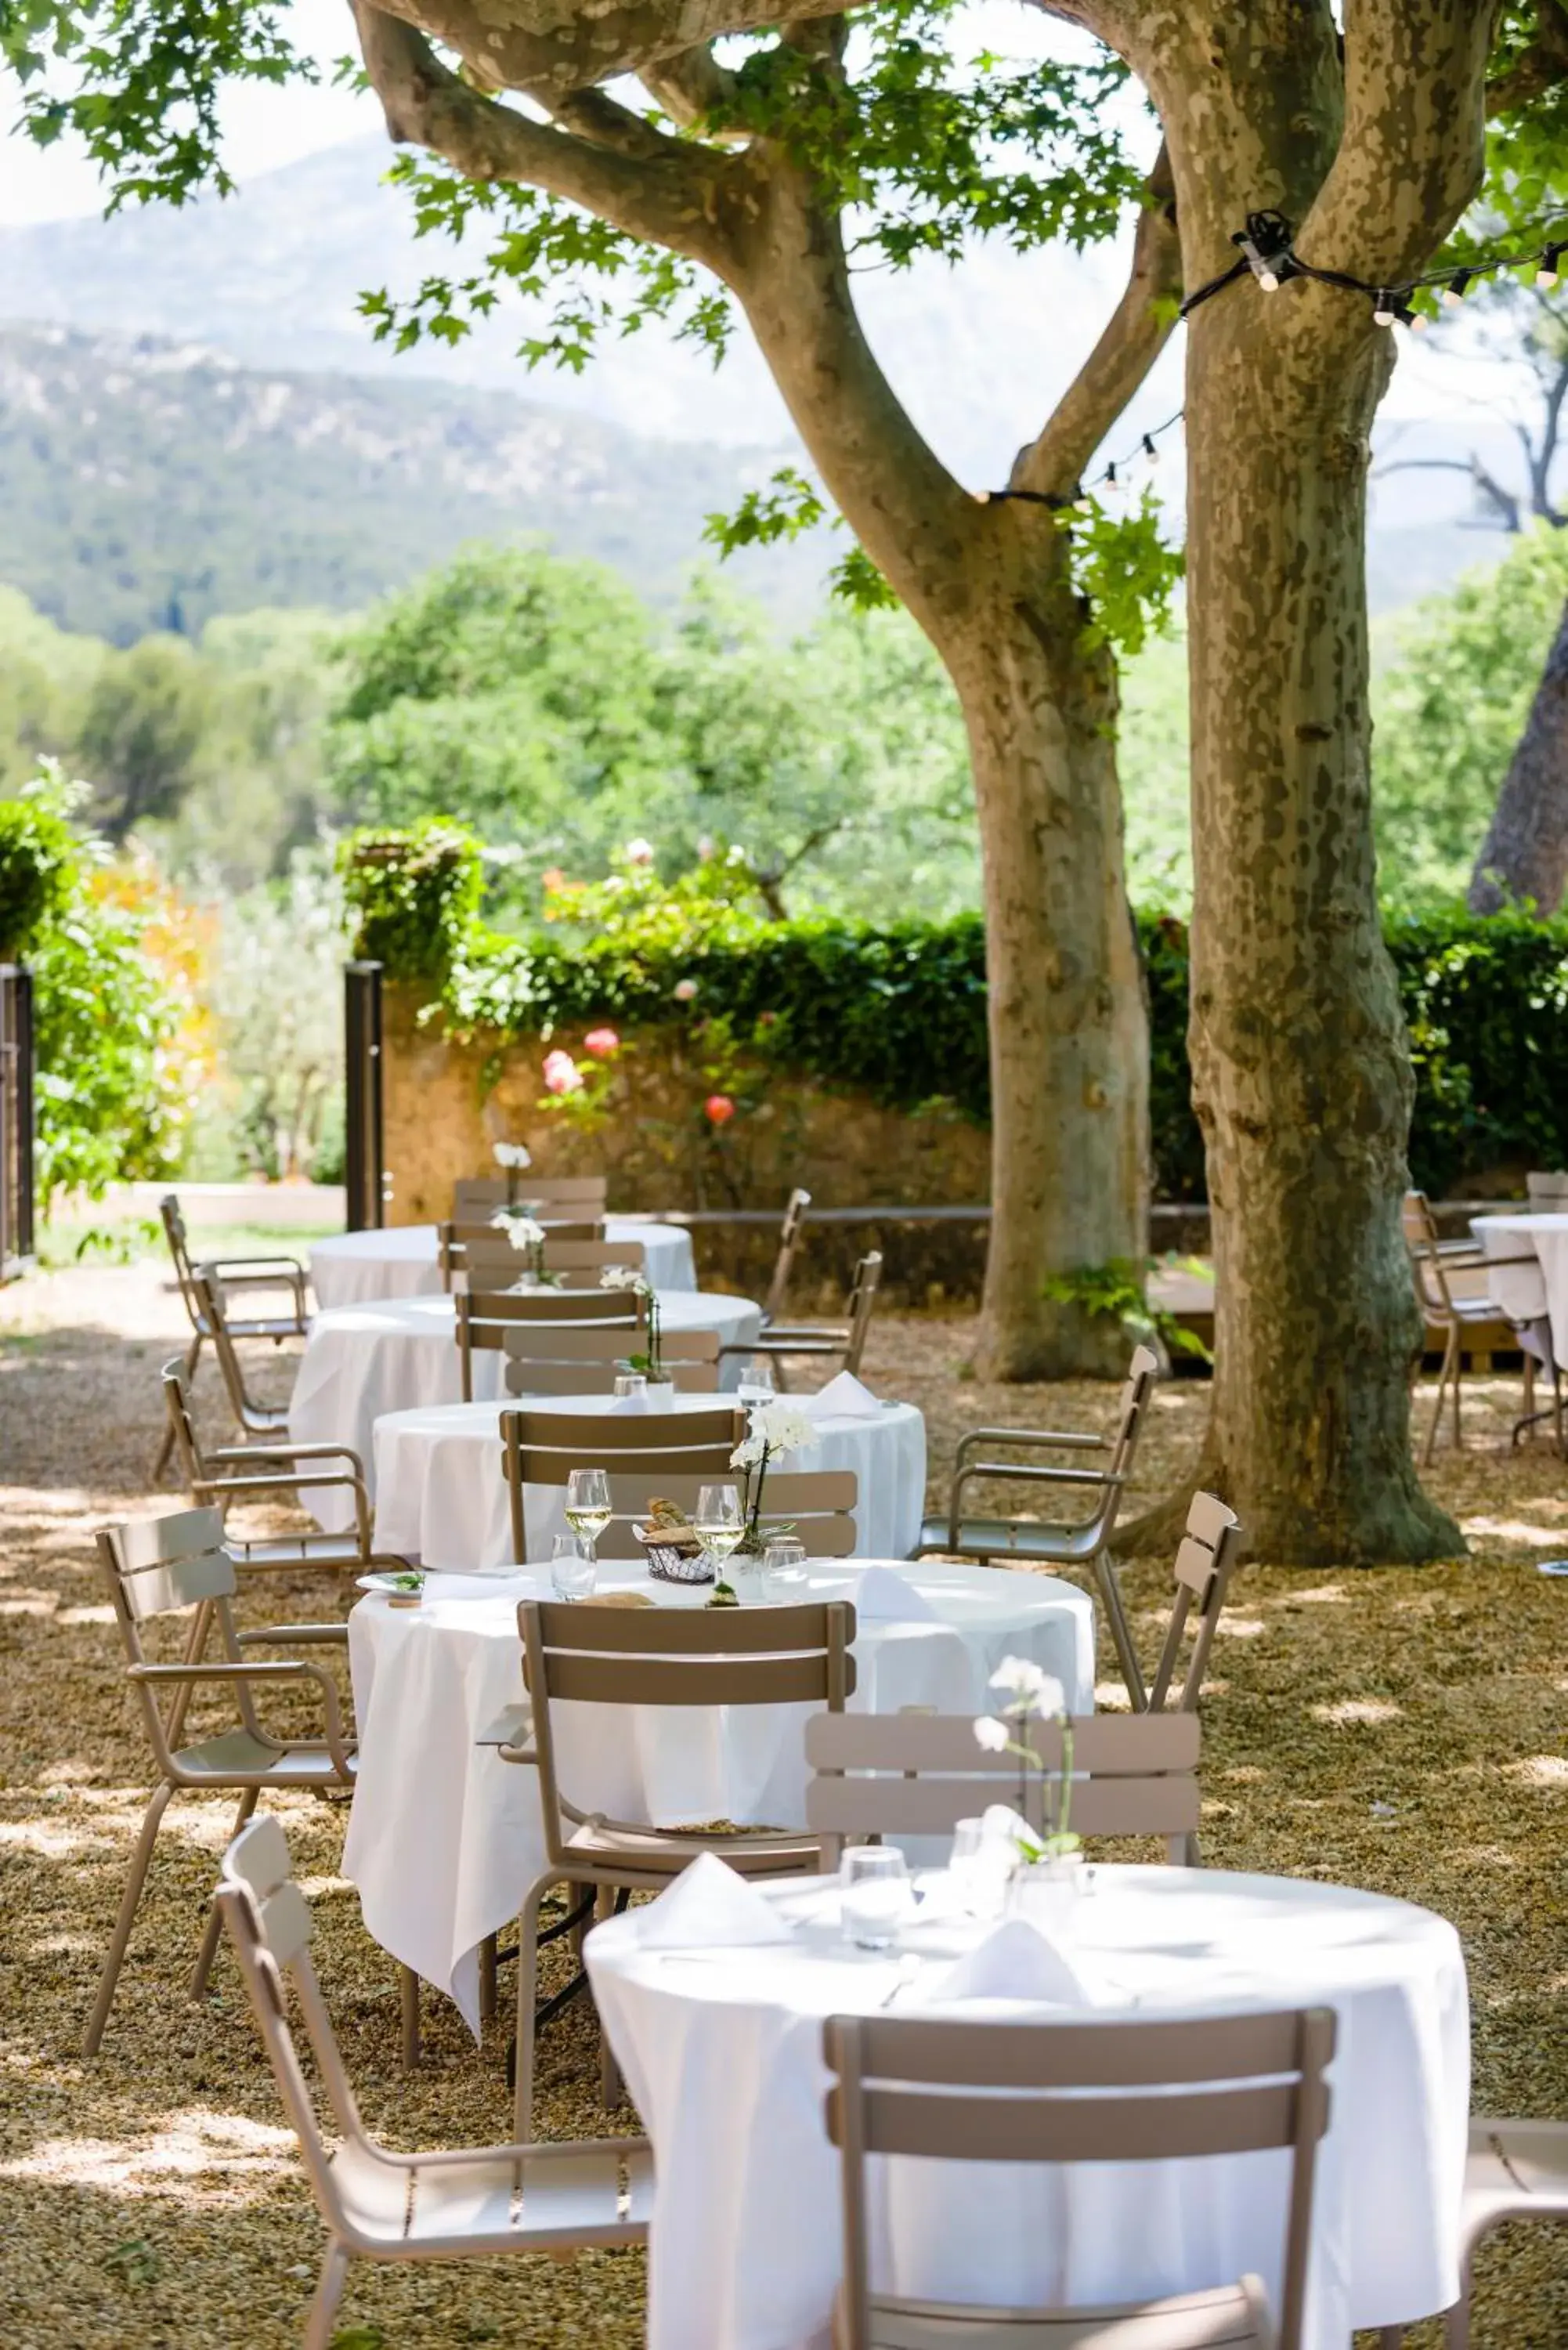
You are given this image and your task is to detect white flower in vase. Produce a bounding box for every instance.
[491,1210,547,1253]
[493,1141,533,1170]
[972,1715,1010,1753]
[974,1655,1078,1873]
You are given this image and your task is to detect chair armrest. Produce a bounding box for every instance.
[208,1440,367,1473]
[209,1253,306,1280]
[957,1427,1107,1455]
[127,1659,352,1773]
[237,1624,352,1647]
[375,2134,652,2175]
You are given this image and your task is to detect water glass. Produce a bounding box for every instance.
[840,1845,912,1950]
[550,1532,597,1603]
[737,1354,778,1405]
[948,1817,985,1911]
[762,1535,808,1593]
[612,1372,647,1402]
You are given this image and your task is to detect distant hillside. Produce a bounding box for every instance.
[0,324,826,642]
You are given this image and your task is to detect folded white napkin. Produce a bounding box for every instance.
[854,1563,940,1622]
[806,1370,884,1419]
[636,1850,797,1949]
[928,1916,1093,2008]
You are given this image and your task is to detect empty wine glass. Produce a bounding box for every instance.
[695,1482,745,1576]
[762,1535,807,1593]
[551,1532,596,1603]
[564,1467,612,1569]
[737,1354,777,1405]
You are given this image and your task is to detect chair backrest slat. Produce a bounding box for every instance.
[1527,1168,1568,1206]
[844,1251,883,1375]
[161,1358,206,1485]
[807,1774,1199,1840]
[543,1238,645,1272]
[823,2006,1335,2350]
[583,1469,858,1560]
[546,1651,851,1705]
[504,1404,742,1456]
[764,1187,812,1322]
[1149,1490,1243,1715]
[504,1325,717,1365]
[1108,1343,1160,1480]
[804,1712,1198,1771]
[455,1175,609,1213]
[507,1361,721,1396]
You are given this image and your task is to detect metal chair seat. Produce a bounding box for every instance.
[916,1513,1107,1565]
[329,2136,655,2251]
[562,1816,821,1875]
[172,1729,357,1786]
[226,1532,393,1573]
[842,2276,1274,2348]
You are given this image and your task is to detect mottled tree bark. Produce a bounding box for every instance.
[1109,0,1491,1560]
[1469,598,1568,913]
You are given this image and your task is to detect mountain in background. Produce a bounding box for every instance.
[0,323,831,642]
[0,136,1521,631]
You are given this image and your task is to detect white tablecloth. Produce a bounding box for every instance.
[587,1867,1469,2350]
[371,1394,926,1567]
[309,1220,697,1308]
[342,1558,1095,2033]
[288,1292,762,1529]
[1472,1212,1564,1361]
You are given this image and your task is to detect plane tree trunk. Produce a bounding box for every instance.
[1469,596,1568,914]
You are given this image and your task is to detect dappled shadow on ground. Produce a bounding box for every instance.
[2,1267,1566,2344]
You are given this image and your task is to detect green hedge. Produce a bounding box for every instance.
[345,829,1568,1200]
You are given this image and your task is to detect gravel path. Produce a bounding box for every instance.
[2,1264,1565,2347]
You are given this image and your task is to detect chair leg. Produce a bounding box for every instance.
[512,1873,561,2142]
[190,1786,259,1999]
[1443,2251,1476,2350]
[84,1781,174,2055]
[1095,1552,1148,1712]
[1424,1328,1458,1466]
[399,1964,421,2071]
[479,1932,498,2028]
[1378,2330,1404,2348]
[595,1885,624,2110]
[302,2241,350,2350]
[1452,1328,1464,1448]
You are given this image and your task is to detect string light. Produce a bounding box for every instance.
[1181,212,1568,327]
[980,408,1184,511]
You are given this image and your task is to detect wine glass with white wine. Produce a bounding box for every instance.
[695,1482,745,1585]
[564,1467,612,1572]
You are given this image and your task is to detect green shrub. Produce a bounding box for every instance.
[352,822,1568,1200]
[338,820,483,978]
[0,777,76,956]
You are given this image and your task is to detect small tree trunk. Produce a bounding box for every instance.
[948,588,1151,1379]
[1469,597,1568,914]
[1183,284,1461,1562]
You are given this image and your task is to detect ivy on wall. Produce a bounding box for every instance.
[345,826,1568,1201]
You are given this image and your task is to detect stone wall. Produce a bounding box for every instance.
[381,989,994,1305]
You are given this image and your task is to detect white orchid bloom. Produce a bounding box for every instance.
[492,1141,533,1170]
[750,1400,815,1457]
[491,1209,546,1252]
[972,1715,1010,1753]
[987,1657,1064,1716]
[599,1265,651,1295]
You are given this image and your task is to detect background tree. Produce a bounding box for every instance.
[74,631,211,842]
[3,0,1185,1379]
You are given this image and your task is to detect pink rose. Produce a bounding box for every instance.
[543,1049,583,1096]
[583,1026,620,1059]
[705,1094,735,1126]
[624,837,656,866]
[673,978,699,1003]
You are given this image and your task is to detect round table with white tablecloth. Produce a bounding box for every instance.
[371,1390,926,1567]
[1472,1211,1566,1362]
[341,1556,1095,2034]
[586,1865,1469,2350]
[309,1219,697,1309]
[287,1291,762,1529]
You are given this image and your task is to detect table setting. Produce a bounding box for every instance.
[586,1849,1470,2350]
[285,1288,764,1526]
[341,1553,1094,2031]
[367,1370,927,1565]
[308,1217,699,1309]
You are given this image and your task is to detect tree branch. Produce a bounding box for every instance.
[366,0,850,102]
[1373,453,1521,530]
[1487,0,1568,114]
[351,2,734,266]
[1012,144,1182,500]
[638,43,743,132]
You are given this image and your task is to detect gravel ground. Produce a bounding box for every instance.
[2,1260,1566,2348]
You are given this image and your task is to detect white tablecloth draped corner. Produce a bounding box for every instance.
[309,1220,699,1309]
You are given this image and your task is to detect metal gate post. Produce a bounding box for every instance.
[344,960,385,1232]
[0,964,36,1275]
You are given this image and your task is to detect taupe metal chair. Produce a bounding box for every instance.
[804,1710,1201,1870]
[499,1403,742,1560]
[215,1816,652,2350]
[1402,1191,1539,1463]
[194,1267,295,1441]
[915,1346,1159,1711]
[1437,2117,1568,2348]
[503,1595,854,2136]
[455,1174,609,1217]
[1148,1491,1243,1719]
[823,2004,1335,2350]
[762,1186,813,1325]
[503,1323,721,1399]
[454,1285,638,1401]
[728,1249,883,1389]
[85,1506,353,2055]
[437,1218,605,1287]
[161,1358,411,1576]
[153,1193,309,1477]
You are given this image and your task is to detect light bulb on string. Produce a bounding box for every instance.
[1371,291,1398,327]
[1540,244,1565,288]
[1143,435,1158,465]
[1443,268,1472,306]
